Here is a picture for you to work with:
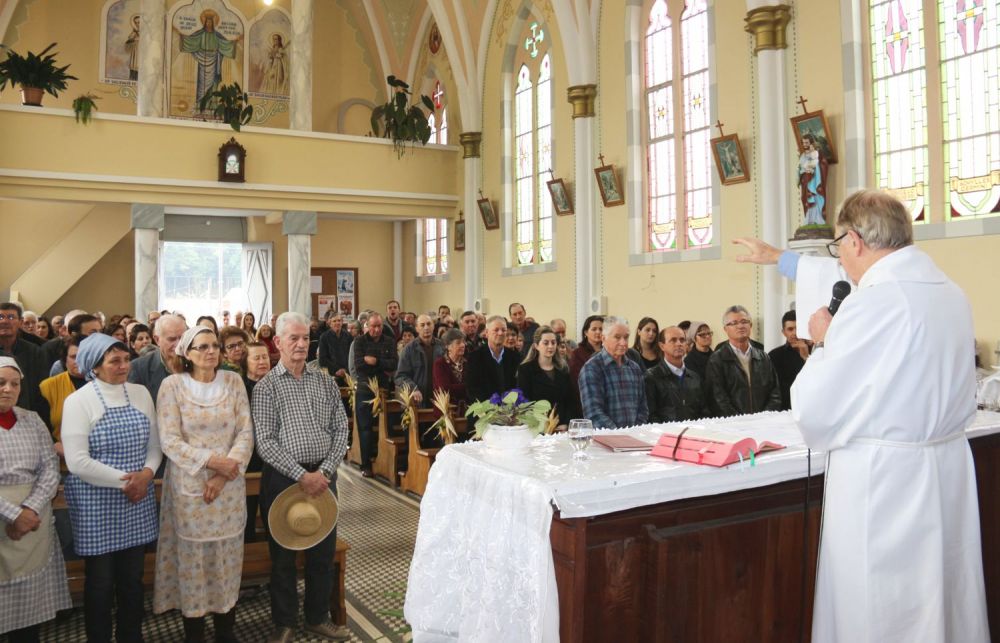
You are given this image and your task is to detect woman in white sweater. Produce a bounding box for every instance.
[62,333,161,643]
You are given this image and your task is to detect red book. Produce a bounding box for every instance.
[649,427,784,467]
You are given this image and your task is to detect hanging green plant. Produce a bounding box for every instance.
[370,75,434,158]
[197,81,254,132]
[0,42,78,106]
[72,92,100,124]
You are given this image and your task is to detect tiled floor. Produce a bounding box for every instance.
[38,464,419,642]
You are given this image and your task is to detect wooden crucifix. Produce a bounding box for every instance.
[714,120,726,137]
[598,153,606,166]
[797,95,809,114]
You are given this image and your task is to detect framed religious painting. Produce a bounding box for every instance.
[546,178,574,215]
[594,164,625,207]
[790,110,837,164]
[710,134,750,185]
[477,197,499,230]
[454,216,466,251]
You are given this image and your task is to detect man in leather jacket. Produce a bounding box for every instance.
[705,305,782,416]
[644,326,708,422]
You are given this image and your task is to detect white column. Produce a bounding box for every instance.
[463,156,483,311]
[746,3,791,350]
[137,0,165,117]
[393,221,403,303]
[840,0,868,194]
[283,211,316,315]
[574,115,600,331]
[131,204,164,317]
[290,0,314,132]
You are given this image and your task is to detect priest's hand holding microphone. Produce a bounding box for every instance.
[810,280,851,346]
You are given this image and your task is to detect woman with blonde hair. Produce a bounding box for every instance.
[154,327,253,642]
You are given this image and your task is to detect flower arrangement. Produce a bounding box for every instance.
[465,389,551,440]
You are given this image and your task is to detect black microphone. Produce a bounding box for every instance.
[828,280,852,316]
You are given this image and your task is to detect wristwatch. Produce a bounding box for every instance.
[812,341,824,350]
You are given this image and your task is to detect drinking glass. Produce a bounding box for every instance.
[568,419,594,461]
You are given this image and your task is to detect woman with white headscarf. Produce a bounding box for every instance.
[0,357,72,643]
[153,326,253,643]
[61,333,161,643]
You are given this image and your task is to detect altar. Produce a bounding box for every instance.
[404,411,1000,642]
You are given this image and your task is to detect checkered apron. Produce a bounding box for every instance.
[63,385,158,557]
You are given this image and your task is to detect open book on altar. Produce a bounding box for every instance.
[649,426,785,467]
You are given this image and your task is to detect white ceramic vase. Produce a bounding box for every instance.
[482,424,534,453]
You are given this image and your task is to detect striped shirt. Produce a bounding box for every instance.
[251,361,349,481]
[578,349,648,429]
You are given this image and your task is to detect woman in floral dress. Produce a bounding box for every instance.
[154,327,253,643]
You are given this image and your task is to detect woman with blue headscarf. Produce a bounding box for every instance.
[61,333,161,643]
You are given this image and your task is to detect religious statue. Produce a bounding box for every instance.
[798,133,828,226]
[125,14,140,81]
[180,9,239,109]
[260,33,288,96]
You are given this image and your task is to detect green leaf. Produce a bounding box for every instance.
[421,94,434,111]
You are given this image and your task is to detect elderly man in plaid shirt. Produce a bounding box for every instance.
[578,316,648,428]
[252,312,350,643]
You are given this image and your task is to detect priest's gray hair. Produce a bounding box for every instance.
[836,189,914,250]
[485,315,506,328]
[722,305,750,325]
[275,312,310,337]
[603,316,629,336]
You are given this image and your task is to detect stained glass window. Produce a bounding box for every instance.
[420,218,449,276]
[940,0,1000,219]
[427,80,448,145]
[869,0,929,221]
[644,0,713,252]
[512,30,554,266]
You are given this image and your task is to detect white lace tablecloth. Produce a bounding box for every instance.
[405,410,1000,642]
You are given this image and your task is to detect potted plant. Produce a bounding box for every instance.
[370,75,434,158]
[0,42,77,106]
[72,92,99,124]
[198,81,254,132]
[466,389,551,452]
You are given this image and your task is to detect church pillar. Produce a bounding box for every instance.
[393,221,403,304]
[290,0,314,131]
[567,84,599,332]
[131,204,164,318]
[460,132,483,312]
[745,3,791,351]
[137,0,165,117]
[283,211,316,315]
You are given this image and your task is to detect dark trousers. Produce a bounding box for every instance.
[83,544,147,643]
[355,386,378,466]
[259,465,337,628]
[245,450,264,542]
[5,624,39,643]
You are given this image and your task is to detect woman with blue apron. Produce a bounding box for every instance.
[61,334,162,643]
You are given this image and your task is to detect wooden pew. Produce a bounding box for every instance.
[372,390,407,487]
[344,386,364,467]
[52,473,350,626]
[399,404,468,498]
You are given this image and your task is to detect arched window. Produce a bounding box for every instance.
[418,218,449,276]
[513,23,554,266]
[644,0,713,252]
[868,0,999,221]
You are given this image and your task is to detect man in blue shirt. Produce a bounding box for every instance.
[578,316,648,428]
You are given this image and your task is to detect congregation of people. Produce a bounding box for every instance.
[0,295,814,642]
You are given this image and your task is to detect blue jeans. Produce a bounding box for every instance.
[259,465,337,627]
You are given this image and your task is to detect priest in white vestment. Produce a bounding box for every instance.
[735,189,988,643]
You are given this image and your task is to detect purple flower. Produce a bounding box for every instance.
[510,388,528,405]
[489,393,502,405]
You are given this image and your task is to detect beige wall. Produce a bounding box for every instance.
[0,200,91,290]
[311,218,395,315]
[46,231,135,317]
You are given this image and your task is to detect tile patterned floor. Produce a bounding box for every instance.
[38,464,420,642]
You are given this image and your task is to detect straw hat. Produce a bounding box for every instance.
[268,486,339,550]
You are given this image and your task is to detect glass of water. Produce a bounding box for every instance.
[568,419,594,461]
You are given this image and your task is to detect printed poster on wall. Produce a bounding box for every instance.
[317,295,336,319]
[336,269,355,320]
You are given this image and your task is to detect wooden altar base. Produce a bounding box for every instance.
[552,432,1000,642]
